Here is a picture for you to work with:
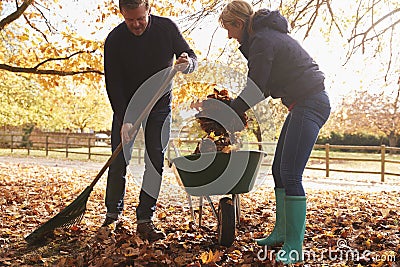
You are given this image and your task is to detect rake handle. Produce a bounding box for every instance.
[88,68,178,189]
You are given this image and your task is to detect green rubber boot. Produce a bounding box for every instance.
[256,188,285,246]
[276,196,306,264]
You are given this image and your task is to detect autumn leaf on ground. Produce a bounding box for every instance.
[1,158,399,266]
[201,250,223,264]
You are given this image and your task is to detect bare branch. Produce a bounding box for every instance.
[345,3,399,65]
[348,8,400,44]
[325,0,344,37]
[349,18,400,54]
[290,0,334,40]
[384,25,394,82]
[0,51,103,76]
[23,14,49,43]
[344,0,365,65]
[292,0,314,24]
[179,1,223,34]
[216,41,229,61]
[303,0,321,39]
[205,26,219,60]
[33,50,98,69]
[0,0,34,31]
[32,2,57,33]
[0,63,103,76]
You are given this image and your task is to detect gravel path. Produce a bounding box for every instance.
[0,155,104,170]
[1,155,399,192]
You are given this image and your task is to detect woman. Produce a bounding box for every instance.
[219,0,331,264]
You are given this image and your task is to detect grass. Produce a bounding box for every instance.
[0,146,144,163]
[0,147,110,162]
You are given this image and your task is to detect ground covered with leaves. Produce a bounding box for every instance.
[0,157,399,266]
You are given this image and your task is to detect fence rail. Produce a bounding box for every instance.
[312,144,400,182]
[1,134,399,182]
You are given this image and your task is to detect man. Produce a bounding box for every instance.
[103,0,197,242]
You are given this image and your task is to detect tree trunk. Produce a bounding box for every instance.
[388,131,398,154]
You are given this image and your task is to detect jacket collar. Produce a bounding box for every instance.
[239,28,250,59]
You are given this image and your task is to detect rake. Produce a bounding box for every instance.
[25,68,178,244]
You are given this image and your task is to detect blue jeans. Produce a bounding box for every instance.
[272,90,331,196]
[105,110,171,222]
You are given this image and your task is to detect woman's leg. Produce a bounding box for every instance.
[277,91,330,264]
[256,114,290,246]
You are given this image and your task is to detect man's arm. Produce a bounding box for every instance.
[170,20,197,74]
[104,34,127,126]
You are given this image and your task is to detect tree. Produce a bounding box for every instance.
[1,0,399,134]
[0,71,52,127]
[325,82,400,147]
[0,0,111,131]
[2,0,399,78]
[0,70,112,131]
[66,83,112,132]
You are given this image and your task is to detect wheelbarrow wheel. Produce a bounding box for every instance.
[217,197,235,247]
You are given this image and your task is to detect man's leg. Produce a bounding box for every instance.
[136,111,171,241]
[103,116,133,226]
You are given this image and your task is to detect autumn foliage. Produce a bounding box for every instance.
[193,88,248,154]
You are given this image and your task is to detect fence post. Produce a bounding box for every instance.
[381,145,385,182]
[45,135,49,156]
[11,135,14,153]
[325,143,330,178]
[66,136,69,158]
[88,137,91,160]
[138,147,141,164]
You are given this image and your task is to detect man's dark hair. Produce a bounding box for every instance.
[119,0,150,11]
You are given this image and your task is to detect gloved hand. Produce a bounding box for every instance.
[227,97,249,133]
[226,111,247,133]
[194,91,248,134]
[226,116,246,133]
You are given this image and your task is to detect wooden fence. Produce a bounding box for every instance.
[311,144,400,182]
[1,134,399,182]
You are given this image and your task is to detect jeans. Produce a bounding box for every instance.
[105,110,171,222]
[272,90,331,196]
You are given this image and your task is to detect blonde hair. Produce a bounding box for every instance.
[219,0,254,32]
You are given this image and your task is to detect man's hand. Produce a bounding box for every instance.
[175,52,190,72]
[121,122,136,144]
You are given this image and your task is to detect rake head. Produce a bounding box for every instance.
[25,186,93,245]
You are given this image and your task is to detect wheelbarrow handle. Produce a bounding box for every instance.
[88,68,178,189]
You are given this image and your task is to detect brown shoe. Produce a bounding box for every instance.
[101,216,118,228]
[137,222,166,242]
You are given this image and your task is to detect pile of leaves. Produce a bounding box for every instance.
[193,89,248,154]
[0,160,399,266]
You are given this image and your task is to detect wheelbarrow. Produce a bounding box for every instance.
[171,149,267,247]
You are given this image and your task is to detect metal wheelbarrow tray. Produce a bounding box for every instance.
[172,150,266,246]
